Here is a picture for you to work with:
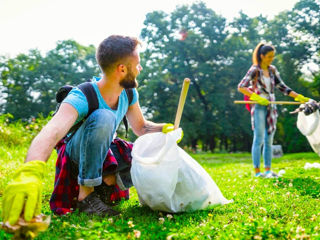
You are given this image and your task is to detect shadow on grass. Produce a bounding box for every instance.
[196,152,319,166]
[123,201,235,223]
[40,203,234,239]
[276,177,320,199]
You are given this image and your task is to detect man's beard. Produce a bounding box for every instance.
[120,68,138,89]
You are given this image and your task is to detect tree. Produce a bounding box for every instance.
[291,0,320,98]
[1,50,43,119]
[262,2,318,152]
[140,2,237,151]
[1,40,99,120]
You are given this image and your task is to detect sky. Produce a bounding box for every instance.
[0,0,299,57]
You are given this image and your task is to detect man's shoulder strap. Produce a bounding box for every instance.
[78,82,99,117]
[63,82,99,142]
[125,88,134,105]
[123,88,134,138]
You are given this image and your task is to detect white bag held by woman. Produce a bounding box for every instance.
[131,129,232,213]
[297,109,320,156]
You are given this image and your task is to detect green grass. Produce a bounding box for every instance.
[1,147,320,239]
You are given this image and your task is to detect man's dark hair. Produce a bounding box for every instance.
[96,35,140,73]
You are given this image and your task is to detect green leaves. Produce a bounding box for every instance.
[0,0,319,152]
[0,40,99,120]
[138,0,320,152]
[1,138,320,239]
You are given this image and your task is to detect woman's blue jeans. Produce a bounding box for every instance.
[251,105,275,169]
[66,109,117,187]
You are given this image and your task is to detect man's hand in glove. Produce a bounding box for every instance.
[2,160,45,225]
[162,123,184,143]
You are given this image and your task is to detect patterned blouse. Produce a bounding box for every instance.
[238,64,292,133]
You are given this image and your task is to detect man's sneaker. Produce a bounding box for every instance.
[77,191,120,217]
[94,182,117,206]
[265,171,278,178]
[255,172,265,178]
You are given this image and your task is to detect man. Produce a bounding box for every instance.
[2,35,178,225]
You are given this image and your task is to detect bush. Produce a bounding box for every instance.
[0,113,51,147]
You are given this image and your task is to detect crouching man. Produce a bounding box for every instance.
[2,35,179,225]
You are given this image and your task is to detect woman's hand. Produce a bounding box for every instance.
[294,94,310,103]
[249,93,270,106]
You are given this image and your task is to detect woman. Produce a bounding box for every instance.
[238,42,310,178]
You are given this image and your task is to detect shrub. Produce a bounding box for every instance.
[0,113,51,147]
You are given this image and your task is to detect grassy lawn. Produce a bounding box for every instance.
[1,146,320,239]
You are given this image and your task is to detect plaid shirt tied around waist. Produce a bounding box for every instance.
[50,138,133,215]
[238,65,292,134]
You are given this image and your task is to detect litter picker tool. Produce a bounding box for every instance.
[174,78,190,129]
[234,100,301,105]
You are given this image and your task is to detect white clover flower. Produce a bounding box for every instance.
[166,214,173,220]
[128,221,135,228]
[248,216,254,222]
[296,226,305,233]
[159,217,165,224]
[259,207,267,213]
[133,230,141,238]
[167,235,175,240]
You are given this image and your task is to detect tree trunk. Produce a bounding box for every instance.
[209,136,215,152]
[191,139,197,152]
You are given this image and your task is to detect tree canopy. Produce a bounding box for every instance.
[1,0,319,153]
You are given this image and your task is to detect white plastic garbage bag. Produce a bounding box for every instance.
[304,162,320,169]
[297,109,320,156]
[297,108,319,136]
[131,129,232,213]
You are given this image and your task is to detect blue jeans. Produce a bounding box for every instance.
[66,109,117,187]
[251,105,275,169]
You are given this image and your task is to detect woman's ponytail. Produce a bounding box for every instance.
[252,43,264,65]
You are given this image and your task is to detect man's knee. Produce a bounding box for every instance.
[86,109,116,136]
[89,109,116,126]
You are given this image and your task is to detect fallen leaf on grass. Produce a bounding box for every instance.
[1,214,51,240]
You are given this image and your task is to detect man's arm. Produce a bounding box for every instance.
[26,103,78,162]
[126,101,165,136]
[2,103,78,225]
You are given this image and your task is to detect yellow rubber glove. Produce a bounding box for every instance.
[2,160,45,225]
[294,94,310,103]
[249,93,270,106]
[162,123,184,143]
